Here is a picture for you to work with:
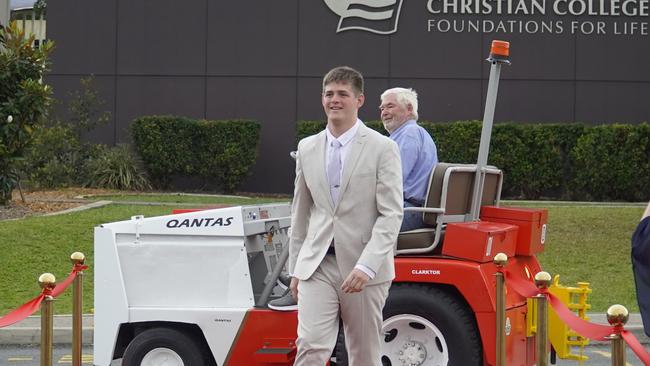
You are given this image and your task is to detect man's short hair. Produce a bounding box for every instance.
[381,87,419,120]
[323,66,364,96]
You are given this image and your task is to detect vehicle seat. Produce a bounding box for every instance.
[396,163,503,255]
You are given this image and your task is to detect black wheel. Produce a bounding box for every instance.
[122,327,207,366]
[335,283,482,366]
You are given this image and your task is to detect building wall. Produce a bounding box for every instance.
[46,0,650,193]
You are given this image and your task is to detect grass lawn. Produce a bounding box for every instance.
[0,197,644,315]
[504,201,643,313]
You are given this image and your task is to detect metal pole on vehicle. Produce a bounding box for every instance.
[470,40,511,221]
[39,273,56,366]
[494,253,508,366]
[71,252,86,366]
[606,304,629,366]
[257,231,290,307]
[535,271,552,366]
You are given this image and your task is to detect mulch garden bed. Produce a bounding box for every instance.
[0,188,115,221]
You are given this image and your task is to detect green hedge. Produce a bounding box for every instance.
[132,116,260,192]
[296,120,649,201]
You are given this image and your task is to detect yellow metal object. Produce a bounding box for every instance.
[526,297,537,337]
[547,275,591,361]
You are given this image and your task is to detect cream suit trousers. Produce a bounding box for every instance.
[294,255,390,366]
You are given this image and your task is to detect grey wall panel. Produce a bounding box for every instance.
[298,2,390,77]
[296,77,391,124]
[117,0,207,75]
[480,16,576,80]
[115,76,206,142]
[391,13,483,79]
[206,77,297,193]
[359,79,393,122]
[575,82,650,123]
[45,1,650,193]
[48,0,116,75]
[485,80,575,122]
[296,77,324,121]
[576,22,650,81]
[46,75,116,145]
[388,79,483,122]
[207,0,298,76]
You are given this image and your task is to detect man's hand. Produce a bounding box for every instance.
[341,269,370,293]
[290,277,299,301]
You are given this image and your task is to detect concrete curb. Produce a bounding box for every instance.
[42,200,113,216]
[0,315,94,345]
[1,313,647,346]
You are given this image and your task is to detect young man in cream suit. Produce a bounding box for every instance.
[288,66,403,365]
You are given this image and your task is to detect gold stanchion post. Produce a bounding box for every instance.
[494,252,508,366]
[71,252,85,366]
[534,271,551,366]
[39,273,56,366]
[606,304,629,366]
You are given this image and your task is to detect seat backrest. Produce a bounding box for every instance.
[422,163,477,226]
[481,166,503,207]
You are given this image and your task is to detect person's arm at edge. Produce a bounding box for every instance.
[643,201,650,221]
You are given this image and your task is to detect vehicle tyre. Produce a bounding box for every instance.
[122,327,206,366]
[335,283,482,366]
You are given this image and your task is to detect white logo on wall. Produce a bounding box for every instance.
[323,0,648,36]
[323,0,404,34]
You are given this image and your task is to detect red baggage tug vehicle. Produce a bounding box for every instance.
[94,41,549,366]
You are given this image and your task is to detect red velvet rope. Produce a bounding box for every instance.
[52,264,88,298]
[0,263,88,328]
[505,269,650,364]
[622,330,650,365]
[0,294,45,328]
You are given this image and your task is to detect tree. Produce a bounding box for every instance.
[0,22,53,205]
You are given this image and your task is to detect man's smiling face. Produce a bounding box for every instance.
[322,81,364,125]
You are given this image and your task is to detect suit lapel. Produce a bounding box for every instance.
[335,124,368,211]
[307,131,333,212]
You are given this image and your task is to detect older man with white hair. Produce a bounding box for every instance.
[380,87,438,231]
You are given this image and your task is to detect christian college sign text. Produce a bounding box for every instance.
[324,0,648,35]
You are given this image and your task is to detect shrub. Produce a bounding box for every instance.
[295,120,649,201]
[0,22,54,204]
[132,116,261,192]
[21,124,81,188]
[192,119,261,192]
[84,144,151,191]
[570,123,650,201]
[21,76,113,189]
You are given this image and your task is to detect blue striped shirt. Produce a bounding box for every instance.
[389,120,438,204]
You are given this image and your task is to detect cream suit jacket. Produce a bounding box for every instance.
[288,123,403,285]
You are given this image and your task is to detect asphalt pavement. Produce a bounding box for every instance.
[1,313,647,346]
[0,343,646,366]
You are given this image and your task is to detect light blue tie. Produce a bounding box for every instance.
[327,139,342,204]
